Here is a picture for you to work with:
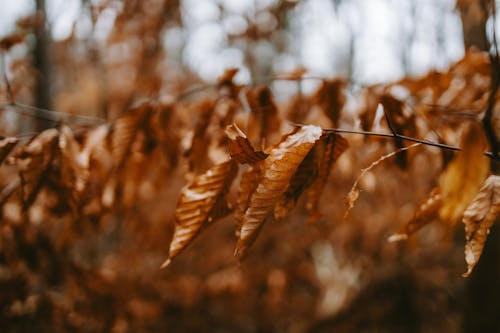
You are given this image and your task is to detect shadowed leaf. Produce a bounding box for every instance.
[306,133,349,222]
[0,137,19,165]
[225,123,268,164]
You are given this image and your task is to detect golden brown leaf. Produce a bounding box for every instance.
[306,133,348,222]
[235,125,323,257]
[388,187,442,242]
[462,175,500,277]
[439,122,489,223]
[225,123,268,164]
[0,137,19,165]
[162,160,238,267]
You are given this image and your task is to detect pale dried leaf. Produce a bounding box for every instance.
[439,122,489,223]
[462,175,500,277]
[163,160,237,267]
[235,125,323,257]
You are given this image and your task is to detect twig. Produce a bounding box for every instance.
[289,121,497,159]
[322,127,496,160]
[0,102,106,125]
[343,143,422,220]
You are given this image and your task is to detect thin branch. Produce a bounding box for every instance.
[0,102,106,125]
[381,103,398,136]
[344,143,422,220]
[289,122,497,160]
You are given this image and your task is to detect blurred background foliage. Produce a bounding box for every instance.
[0,0,499,332]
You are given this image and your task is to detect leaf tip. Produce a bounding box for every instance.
[387,233,408,242]
[160,258,171,269]
[462,270,472,278]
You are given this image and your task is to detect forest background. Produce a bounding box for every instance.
[0,0,499,332]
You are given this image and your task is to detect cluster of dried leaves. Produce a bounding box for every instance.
[0,44,499,330]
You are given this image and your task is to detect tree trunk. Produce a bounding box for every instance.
[457,1,500,333]
[33,0,52,130]
[457,0,490,51]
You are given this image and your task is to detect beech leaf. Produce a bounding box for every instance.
[235,163,263,235]
[306,133,348,222]
[16,129,59,209]
[462,175,500,277]
[235,125,323,257]
[162,160,237,267]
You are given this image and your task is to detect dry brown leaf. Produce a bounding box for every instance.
[0,137,19,165]
[462,175,500,277]
[313,79,345,127]
[58,126,88,205]
[16,129,59,209]
[0,33,25,51]
[379,94,416,169]
[388,187,442,242]
[439,122,489,223]
[235,125,323,257]
[110,103,153,170]
[162,160,238,267]
[225,123,268,164]
[235,163,264,235]
[246,85,280,147]
[185,99,216,174]
[217,68,239,86]
[274,147,318,221]
[306,133,349,222]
